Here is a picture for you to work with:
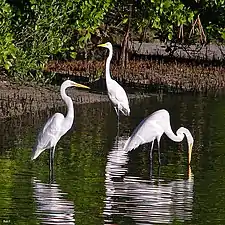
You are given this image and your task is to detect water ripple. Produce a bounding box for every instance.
[104,136,194,224]
[33,178,75,224]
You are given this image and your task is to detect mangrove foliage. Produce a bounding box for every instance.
[0,0,225,82]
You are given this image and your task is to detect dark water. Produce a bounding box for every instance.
[0,93,225,224]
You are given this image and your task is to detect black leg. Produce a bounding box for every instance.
[116,105,120,136]
[150,140,154,161]
[157,163,161,178]
[149,159,153,179]
[49,147,55,183]
[157,140,161,165]
[49,148,52,171]
[118,113,119,126]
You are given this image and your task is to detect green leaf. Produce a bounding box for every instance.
[70,51,77,59]
[168,33,173,40]
[221,31,225,40]
[4,62,10,70]
[122,17,128,24]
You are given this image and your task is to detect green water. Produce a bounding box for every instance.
[0,93,225,224]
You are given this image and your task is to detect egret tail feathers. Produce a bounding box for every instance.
[31,147,46,160]
[123,137,139,152]
[123,134,147,152]
[121,106,130,116]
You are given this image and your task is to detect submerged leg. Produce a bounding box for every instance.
[150,140,154,161]
[157,163,161,178]
[49,146,56,183]
[117,107,120,129]
[49,148,53,171]
[114,105,120,134]
[157,138,161,165]
[149,159,153,179]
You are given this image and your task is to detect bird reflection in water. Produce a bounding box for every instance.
[104,136,194,224]
[32,178,75,224]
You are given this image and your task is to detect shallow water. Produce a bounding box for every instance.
[0,93,225,224]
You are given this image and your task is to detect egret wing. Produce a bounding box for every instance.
[32,113,64,159]
[144,109,173,133]
[124,118,164,152]
[107,80,129,115]
[108,81,128,103]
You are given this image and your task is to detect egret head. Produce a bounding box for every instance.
[97,42,112,50]
[62,80,90,89]
[178,127,194,164]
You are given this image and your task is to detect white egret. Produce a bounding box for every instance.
[31,80,90,169]
[123,109,193,164]
[98,42,130,122]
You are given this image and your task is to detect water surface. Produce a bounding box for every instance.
[0,93,224,224]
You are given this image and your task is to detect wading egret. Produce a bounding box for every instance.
[98,42,130,122]
[31,80,90,169]
[123,109,193,164]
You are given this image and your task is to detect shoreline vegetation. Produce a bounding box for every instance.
[46,54,225,94]
[1,0,225,118]
[45,42,225,94]
[0,79,108,119]
[1,40,225,119]
[0,76,154,119]
[1,56,224,119]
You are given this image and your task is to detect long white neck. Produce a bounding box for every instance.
[164,126,186,143]
[60,85,74,119]
[105,47,113,82]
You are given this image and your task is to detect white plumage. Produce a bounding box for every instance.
[123,109,194,164]
[98,42,130,117]
[31,80,90,161]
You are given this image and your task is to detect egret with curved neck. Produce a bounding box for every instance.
[31,80,90,172]
[98,42,130,124]
[123,109,194,164]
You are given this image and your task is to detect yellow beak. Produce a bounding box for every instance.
[188,143,193,164]
[188,165,193,181]
[97,43,107,47]
[74,82,90,89]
